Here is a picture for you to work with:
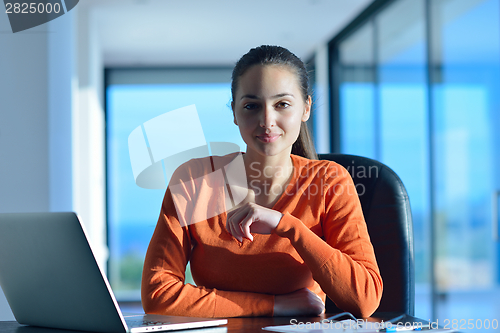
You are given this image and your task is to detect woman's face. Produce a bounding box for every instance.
[232,64,310,159]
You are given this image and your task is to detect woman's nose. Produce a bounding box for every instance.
[259,105,276,128]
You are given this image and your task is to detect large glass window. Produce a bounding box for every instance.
[338,23,376,158]
[430,0,500,323]
[376,0,432,319]
[106,68,243,299]
[336,0,432,319]
[332,0,500,327]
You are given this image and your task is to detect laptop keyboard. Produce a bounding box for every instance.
[127,320,172,327]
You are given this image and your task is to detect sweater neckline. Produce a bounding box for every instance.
[268,154,300,210]
[226,152,301,210]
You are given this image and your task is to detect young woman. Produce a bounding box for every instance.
[141,45,382,318]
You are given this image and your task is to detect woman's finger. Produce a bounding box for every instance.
[231,214,245,242]
[226,203,245,222]
[230,220,243,242]
[226,217,238,241]
[239,212,254,241]
[228,205,248,229]
[227,206,246,242]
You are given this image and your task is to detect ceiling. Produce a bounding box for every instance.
[80,0,373,67]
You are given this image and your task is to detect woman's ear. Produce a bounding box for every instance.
[302,96,312,122]
[231,101,238,125]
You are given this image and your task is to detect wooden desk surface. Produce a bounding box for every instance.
[0,313,426,333]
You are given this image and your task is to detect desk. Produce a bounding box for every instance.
[0,313,430,333]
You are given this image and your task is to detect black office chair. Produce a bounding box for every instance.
[318,153,415,316]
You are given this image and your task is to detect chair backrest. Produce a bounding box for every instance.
[318,153,415,316]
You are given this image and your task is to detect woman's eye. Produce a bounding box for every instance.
[243,103,259,110]
[276,102,290,109]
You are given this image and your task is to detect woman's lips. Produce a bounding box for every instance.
[256,134,281,143]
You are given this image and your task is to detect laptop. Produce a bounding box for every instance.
[0,212,227,333]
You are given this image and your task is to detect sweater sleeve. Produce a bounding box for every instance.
[273,168,383,318]
[141,187,275,318]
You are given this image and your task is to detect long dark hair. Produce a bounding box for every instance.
[231,45,318,160]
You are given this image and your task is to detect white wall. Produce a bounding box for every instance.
[48,6,76,212]
[0,5,106,321]
[74,3,107,277]
[0,15,50,216]
[0,15,45,314]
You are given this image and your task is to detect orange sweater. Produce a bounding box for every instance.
[141,153,382,318]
